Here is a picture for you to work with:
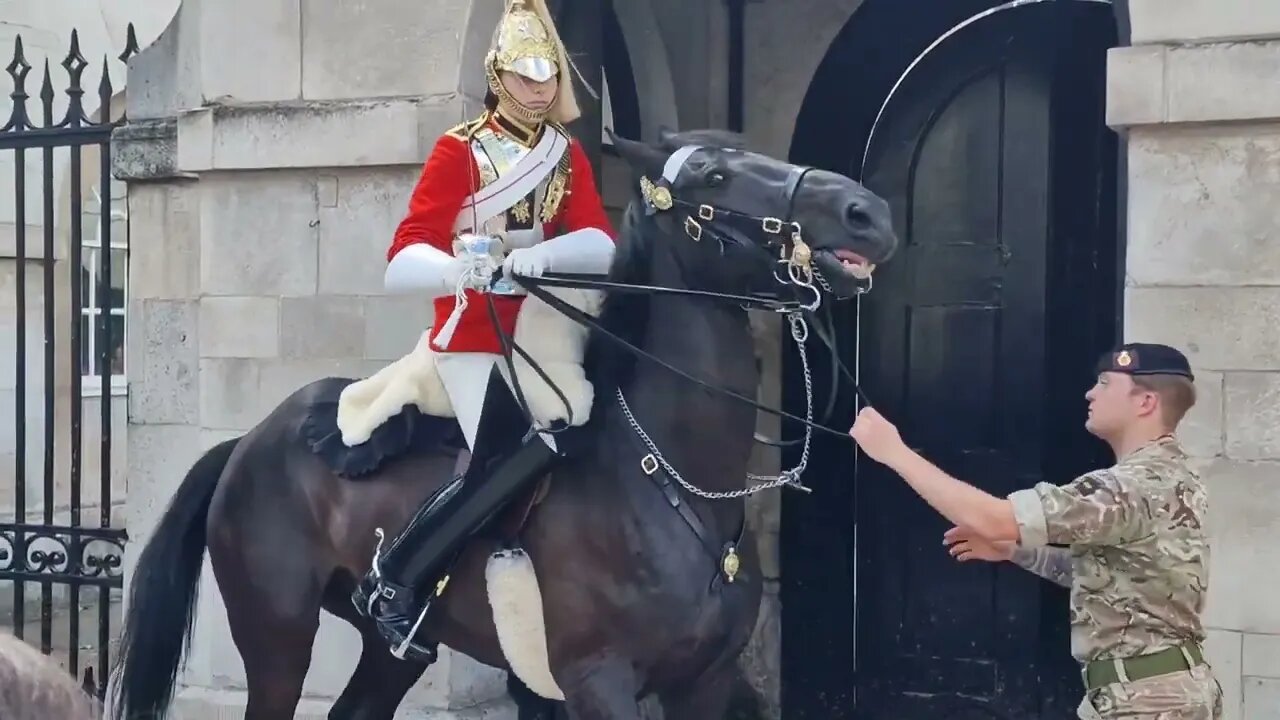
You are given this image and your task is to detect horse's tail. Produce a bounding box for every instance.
[107,437,240,720]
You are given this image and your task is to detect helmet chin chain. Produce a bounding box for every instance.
[487,64,550,125]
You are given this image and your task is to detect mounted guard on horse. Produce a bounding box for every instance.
[339,0,617,662]
[105,3,900,714]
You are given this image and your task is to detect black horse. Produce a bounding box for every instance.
[107,128,898,720]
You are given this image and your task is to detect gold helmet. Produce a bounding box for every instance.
[485,0,581,125]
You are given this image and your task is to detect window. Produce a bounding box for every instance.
[80,186,128,397]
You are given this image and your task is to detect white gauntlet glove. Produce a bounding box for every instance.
[502,245,553,279]
[384,244,467,297]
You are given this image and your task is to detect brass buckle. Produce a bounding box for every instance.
[684,217,703,242]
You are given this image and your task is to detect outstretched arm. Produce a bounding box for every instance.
[880,446,1021,543]
[1011,546,1073,588]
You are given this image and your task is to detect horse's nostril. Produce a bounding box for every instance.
[845,203,873,229]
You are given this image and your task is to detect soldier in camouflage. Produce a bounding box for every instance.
[848,342,1222,719]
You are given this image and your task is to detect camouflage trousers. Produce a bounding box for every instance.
[1078,665,1223,719]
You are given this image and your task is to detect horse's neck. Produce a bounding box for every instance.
[622,259,760,505]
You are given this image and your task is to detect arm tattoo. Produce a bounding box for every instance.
[1011,546,1073,588]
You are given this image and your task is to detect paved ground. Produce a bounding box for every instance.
[1,587,122,695]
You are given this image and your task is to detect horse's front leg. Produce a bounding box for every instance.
[658,665,737,720]
[557,657,642,720]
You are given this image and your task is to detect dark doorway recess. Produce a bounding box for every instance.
[781,2,1122,718]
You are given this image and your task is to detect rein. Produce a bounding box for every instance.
[505,270,861,442]
[478,143,874,505]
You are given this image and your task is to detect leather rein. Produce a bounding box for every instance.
[485,149,870,447]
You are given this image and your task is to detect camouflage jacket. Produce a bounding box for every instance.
[1008,436,1209,664]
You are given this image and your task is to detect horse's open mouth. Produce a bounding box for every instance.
[815,248,876,281]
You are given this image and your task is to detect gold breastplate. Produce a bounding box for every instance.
[469,124,571,231]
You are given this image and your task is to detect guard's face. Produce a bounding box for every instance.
[499,70,558,113]
[1084,371,1153,438]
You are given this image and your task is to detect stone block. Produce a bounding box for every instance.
[195,0,301,102]
[199,173,319,296]
[1106,45,1166,128]
[1224,373,1280,461]
[1200,459,1280,634]
[1166,42,1280,125]
[1244,677,1280,720]
[127,299,199,425]
[300,0,469,100]
[279,296,366,359]
[123,10,186,122]
[198,358,264,431]
[1126,126,1280,287]
[364,295,433,361]
[199,296,280,358]
[1245,632,1280,679]
[111,118,181,182]
[127,182,201,300]
[178,101,440,173]
[256,357,372,411]
[1124,288,1280,371]
[1205,629,1243,720]
[317,169,419,296]
[419,98,485,144]
[200,429,243,451]
[1180,371,1224,459]
[122,423,203,587]
[1130,0,1280,45]
[176,108,215,172]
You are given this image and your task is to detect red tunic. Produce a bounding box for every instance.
[387,115,616,354]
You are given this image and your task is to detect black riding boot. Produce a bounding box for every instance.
[352,369,562,663]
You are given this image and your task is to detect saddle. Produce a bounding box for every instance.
[300,286,603,480]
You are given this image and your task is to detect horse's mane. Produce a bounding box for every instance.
[581,128,751,420]
[582,189,653,412]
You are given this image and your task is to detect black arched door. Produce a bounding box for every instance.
[853,3,1118,719]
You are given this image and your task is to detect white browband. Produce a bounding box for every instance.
[662,145,702,184]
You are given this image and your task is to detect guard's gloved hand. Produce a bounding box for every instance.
[502,245,552,279]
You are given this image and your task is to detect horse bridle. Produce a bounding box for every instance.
[638,144,822,303]
[490,144,869,447]
[636,145,869,440]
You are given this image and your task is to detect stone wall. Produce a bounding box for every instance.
[1109,2,1280,718]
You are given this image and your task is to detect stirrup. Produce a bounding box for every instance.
[385,573,451,661]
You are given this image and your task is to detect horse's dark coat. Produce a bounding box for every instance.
[107,129,898,720]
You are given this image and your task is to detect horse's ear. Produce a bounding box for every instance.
[606,127,666,178]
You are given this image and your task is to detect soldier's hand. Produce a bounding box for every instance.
[943,526,1014,563]
[848,406,906,464]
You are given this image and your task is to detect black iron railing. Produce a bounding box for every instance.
[1,24,140,700]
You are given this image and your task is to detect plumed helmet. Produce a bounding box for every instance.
[485,0,582,124]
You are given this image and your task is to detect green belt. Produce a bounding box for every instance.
[1084,642,1205,690]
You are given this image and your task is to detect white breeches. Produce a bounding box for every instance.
[435,352,559,453]
[434,352,500,450]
